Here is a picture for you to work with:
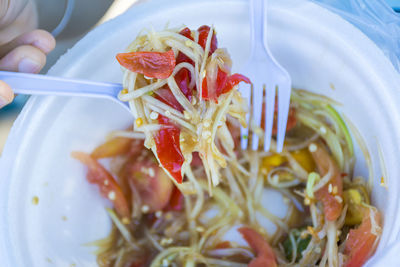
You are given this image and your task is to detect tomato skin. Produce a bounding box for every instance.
[197,25,217,55]
[120,154,173,212]
[223,73,251,93]
[71,151,130,220]
[174,68,192,101]
[202,69,250,101]
[154,115,185,184]
[238,227,278,267]
[344,207,382,267]
[116,49,175,79]
[165,185,184,211]
[310,143,343,221]
[174,27,195,101]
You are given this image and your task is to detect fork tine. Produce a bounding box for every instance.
[276,78,292,152]
[263,83,276,151]
[239,83,251,150]
[251,82,264,150]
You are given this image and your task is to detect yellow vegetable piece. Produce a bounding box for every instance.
[343,188,368,225]
[262,154,286,169]
[262,148,316,174]
[291,148,316,173]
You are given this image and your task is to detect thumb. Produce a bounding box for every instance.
[0,80,13,108]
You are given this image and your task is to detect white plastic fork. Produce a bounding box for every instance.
[0,71,129,112]
[239,0,292,152]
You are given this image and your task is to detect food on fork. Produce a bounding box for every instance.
[116,25,250,188]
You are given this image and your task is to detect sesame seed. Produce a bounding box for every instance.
[122,217,130,224]
[108,191,116,200]
[143,75,152,80]
[196,226,205,232]
[161,259,170,267]
[148,168,155,177]
[309,143,317,153]
[328,183,333,193]
[150,111,159,120]
[141,205,150,213]
[155,211,163,218]
[104,180,109,185]
[334,195,343,203]
[304,197,311,206]
[160,237,173,246]
[319,127,327,134]
[121,88,128,94]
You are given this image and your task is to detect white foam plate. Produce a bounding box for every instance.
[2,0,400,266]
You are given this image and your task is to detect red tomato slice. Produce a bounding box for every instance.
[174,68,192,101]
[202,69,250,101]
[238,227,278,267]
[344,207,382,267]
[155,86,184,112]
[165,185,184,211]
[119,154,173,212]
[310,143,343,221]
[222,73,251,94]
[198,25,217,55]
[180,27,193,39]
[154,115,185,184]
[175,27,195,101]
[116,49,176,79]
[71,151,130,220]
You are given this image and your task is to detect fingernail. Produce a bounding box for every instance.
[0,95,9,108]
[18,58,41,73]
[33,40,54,54]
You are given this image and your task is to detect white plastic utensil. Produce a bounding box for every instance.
[0,71,128,112]
[239,0,292,152]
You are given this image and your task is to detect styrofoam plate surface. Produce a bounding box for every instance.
[1,0,400,266]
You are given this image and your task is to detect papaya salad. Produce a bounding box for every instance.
[72,25,382,266]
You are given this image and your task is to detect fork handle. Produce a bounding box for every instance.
[249,0,268,51]
[0,71,123,99]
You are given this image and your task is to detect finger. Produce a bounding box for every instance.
[0,45,46,73]
[0,0,29,29]
[0,29,55,58]
[0,80,14,108]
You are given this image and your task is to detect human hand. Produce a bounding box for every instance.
[0,0,55,108]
